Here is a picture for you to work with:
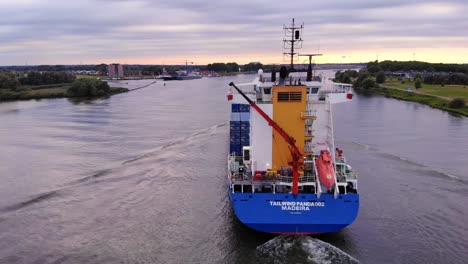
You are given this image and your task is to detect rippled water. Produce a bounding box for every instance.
[0,73,467,263]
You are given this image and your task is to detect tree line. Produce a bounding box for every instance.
[67,78,115,97]
[0,71,18,90]
[367,60,468,74]
[0,70,76,91]
[19,71,76,86]
[334,62,466,109]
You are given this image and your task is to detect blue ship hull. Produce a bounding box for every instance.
[228,190,359,234]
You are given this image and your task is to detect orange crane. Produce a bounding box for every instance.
[229,82,303,195]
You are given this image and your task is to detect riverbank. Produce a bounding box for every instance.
[383,79,467,101]
[0,84,128,102]
[365,86,468,117]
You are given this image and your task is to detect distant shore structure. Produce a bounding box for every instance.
[108,63,124,78]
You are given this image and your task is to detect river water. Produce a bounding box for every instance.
[0,73,467,263]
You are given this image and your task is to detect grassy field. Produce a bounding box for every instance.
[0,86,70,101]
[22,87,69,97]
[75,75,103,79]
[383,79,468,100]
[369,86,468,117]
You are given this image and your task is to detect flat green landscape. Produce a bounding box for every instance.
[75,75,102,79]
[369,86,468,117]
[383,80,468,100]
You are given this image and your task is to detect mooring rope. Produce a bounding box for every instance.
[128,80,158,91]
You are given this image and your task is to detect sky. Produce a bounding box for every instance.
[1,0,467,65]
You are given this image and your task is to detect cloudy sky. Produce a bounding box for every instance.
[1,0,467,65]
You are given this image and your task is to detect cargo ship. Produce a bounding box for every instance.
[226,19,359,234]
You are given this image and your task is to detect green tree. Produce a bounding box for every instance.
[19,71,75,85]
[415,78,422,89]
[367,60,382,74]
[361,78,376,90]
[342,74,351,84]
[243,62,263,72]
[353,71,371,88]
[95,63,108,75]
[376,71,386,84]
[68,78,111,97]
[226,62,239,72]
[0,71,18,90]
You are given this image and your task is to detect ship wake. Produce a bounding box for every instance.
[256,235,358,264]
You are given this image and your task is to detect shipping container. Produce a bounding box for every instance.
[239,104,250,112]
[230,128,241,135]
[240,112,250,121]
[240,121,250,131]
[230,121,241,131]
[230,136,241,144]
[231,103,240,113]
[230,112,241,121]
[229,143,242,156]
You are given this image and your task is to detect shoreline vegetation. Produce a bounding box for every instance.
[0,86,129,102]
[0,72,128,102]
[362,86,468,116]
[0,83,128,102]
[334,61,468,117]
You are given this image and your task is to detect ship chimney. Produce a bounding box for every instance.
[279,66,288,85]
[271,67,276,83]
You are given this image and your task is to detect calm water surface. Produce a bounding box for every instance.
[0,73,467,263]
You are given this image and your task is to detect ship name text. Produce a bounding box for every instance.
[269,201,325,211]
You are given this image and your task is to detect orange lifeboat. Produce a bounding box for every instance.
[316,150,335,191]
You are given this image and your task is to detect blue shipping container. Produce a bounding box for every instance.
[230,113,241,121]
[231,103,240,113]
[230,138,240,144]
[240,112,250,121]
[239,104,250,112]
[229,144,242,155]
[241,134,250,141]
[240,121,250,131]
[230,121,241,131]
[230,131,240,137]
[229,144,241,155]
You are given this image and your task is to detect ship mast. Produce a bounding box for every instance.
[283,18,303,72]
[298,54,322,81]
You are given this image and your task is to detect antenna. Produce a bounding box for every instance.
[283,18,304,72]
[298,54,322,81]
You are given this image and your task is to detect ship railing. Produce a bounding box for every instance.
[275,175,293,183]
[259,76,308,84]
[301,110,317,119]
[336,172,347,183]
[299,175,316,183]
[346,171,358,180]
[234,174,319,185]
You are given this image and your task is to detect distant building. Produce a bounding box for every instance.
[108,63,124,78]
